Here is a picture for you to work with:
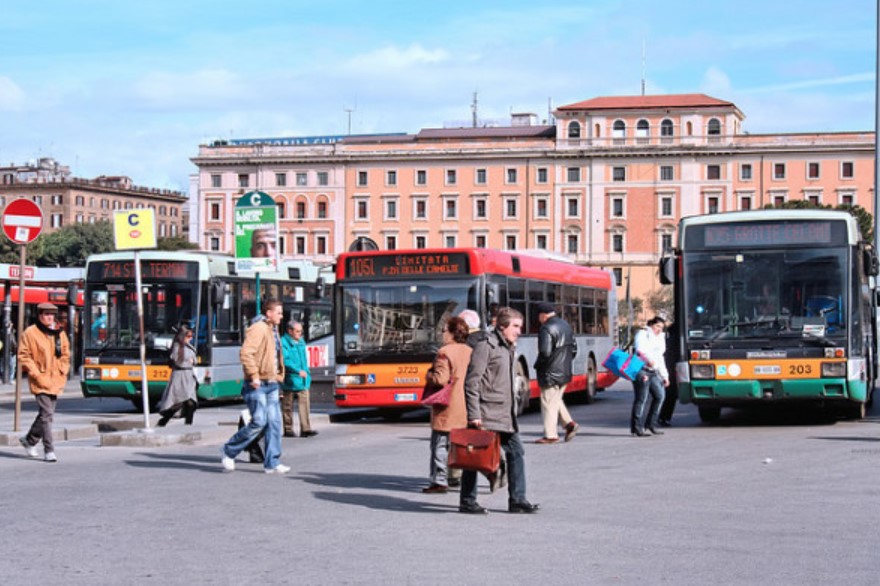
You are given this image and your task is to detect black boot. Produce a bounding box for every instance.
[157,410,172,427]
[183,400,196,425]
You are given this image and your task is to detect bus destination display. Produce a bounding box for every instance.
[88,260,199,282]
[695,221,842,249]
[345,253,470,279]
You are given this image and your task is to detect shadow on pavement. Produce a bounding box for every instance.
[311,490,457,514]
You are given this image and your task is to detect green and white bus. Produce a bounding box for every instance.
[660,209,878,421]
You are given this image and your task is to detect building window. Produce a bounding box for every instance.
[51,214,63,228]
[707,165,721,180]
[840,191,855,205]
[414,199,427,219]
[101,198,109,209]
[209,202,221,221]
[567,167,580,182]
[385,235,397,250]
[274,202,284,220]
[386,170,397,186]
[740,195,752,210]
[295,201,306,219]
[210,237,220,251]
[567,234,579,254]
[660,166,674,181]
[296,172,308,186]
[76,214,83,223]
[537,167,548,183]
[444,235,456,248]
[612,167,626,182]
[275,173,287,187]
[357,171,368,186]
[612,234,624,253]
[51,195,63,205]
[356,200,369,220]
[611,197,624,218]
[707,196,719,214]
[740,163,753,181]
[707,118,721,141]
[536,234,547,249]
[446,169,457,185]
[317,201,327,218]
[316,235,327,255]
[476,168,487,185]
[841,161,854,179]
[76,195,84,206]
[807,162,820,180]
[773,163,786,180]
[636,119,650,144]
[317,171,328,186]
[238,174,249,188]
[296,236,306,255]
[415,235,427,249]
[474,198,487,220]
[504,198,518,219]
[660,196,673,217]
[385,199,398,220]
[661,233,673,252]
[444,198,457,219]
[505,235,518,250]
[416,170,427,185]
[612,120,626,145]
[568,121,581,139]
[613,268,623,286]
[475,234,487,248]
[506,168,517,184]
[536,198,548,218]
[566,197,579,217]
[211,174,221,188]
[806,191,822,206]
[660,119,674,143]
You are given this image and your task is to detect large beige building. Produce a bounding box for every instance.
[0,158,189,239]
[190,94,875,315]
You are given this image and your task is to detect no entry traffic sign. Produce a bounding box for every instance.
[2,199,43,244]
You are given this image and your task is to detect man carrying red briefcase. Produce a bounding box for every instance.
[456,307,539,515]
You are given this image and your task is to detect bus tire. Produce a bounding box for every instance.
[514,362,530,416]
[698,405,721,423]
[131,395,160,413]
[583,356,598,404]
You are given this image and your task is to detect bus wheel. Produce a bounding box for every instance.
[583,357,598,404]
[514,363,530,416]
[698,405,721,423]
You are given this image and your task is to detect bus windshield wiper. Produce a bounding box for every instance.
[709,317,779,341]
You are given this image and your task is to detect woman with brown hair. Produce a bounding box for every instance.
[422,316,472,494]
[157,325,199,426]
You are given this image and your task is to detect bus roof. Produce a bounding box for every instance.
[336,248,613,289]
[679,209,863,244]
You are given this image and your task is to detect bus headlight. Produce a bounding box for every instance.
[336,374,365,387]
[821,362,846,378]
[691,364,715,379]
[84,368,101,380]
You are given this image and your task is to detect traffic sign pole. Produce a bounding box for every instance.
[13,244,26,432]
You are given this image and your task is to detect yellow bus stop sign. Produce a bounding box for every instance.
[113,209,157,250]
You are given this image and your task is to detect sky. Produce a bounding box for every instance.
[0,0,876,192]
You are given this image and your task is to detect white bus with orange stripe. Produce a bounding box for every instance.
[660,209,878,421]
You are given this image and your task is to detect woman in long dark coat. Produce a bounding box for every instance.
[157,325,198,426]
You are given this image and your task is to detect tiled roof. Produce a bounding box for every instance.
[557,94,735,111]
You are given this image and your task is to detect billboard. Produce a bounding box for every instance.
[234,191,278,273]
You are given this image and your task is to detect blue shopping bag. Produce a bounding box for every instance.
[602,347,646,382]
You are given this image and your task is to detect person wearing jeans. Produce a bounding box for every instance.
[630,316,669,437]
[221,298,290,474]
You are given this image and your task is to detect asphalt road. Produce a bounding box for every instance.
[1,380,878,585]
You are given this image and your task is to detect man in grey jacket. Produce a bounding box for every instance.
[459,307,539,515]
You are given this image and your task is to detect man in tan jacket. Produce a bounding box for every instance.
[19,302,70,463]
[220,299,290,474]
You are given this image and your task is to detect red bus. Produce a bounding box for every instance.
[333,248,619,412]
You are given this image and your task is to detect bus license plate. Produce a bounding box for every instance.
[394,393,417,402]
[754,365,781,375]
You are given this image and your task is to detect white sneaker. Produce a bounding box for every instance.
[44,452,57,463]
[19,437,39,458]
[265,463,291,474]
[221,450,236,471]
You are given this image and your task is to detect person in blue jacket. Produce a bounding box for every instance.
[281,321,317,437]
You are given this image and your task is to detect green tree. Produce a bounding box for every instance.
[36,221,115,267]
[645,285,673,319]
[0,234,44,264]
[156,236,200,251]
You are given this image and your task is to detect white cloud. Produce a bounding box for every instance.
[345,44,450,72]
[742,72,874,94]
[0,76,26,111]
[699,67,733,96]
[130,69,245,108]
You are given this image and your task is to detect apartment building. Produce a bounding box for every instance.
[190,94,875,312]
[0,158,189,239]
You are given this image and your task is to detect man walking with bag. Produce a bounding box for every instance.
[459,307,539,515]
[534,302,579,444]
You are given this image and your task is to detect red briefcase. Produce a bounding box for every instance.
[448,428,501,475]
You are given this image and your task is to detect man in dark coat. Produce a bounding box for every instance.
[534,302,579,444]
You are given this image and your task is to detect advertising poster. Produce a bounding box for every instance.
[235,191,279,273]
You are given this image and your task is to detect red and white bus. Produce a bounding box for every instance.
[333,248,618,412]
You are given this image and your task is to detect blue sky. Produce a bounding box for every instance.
[0,0,875,192]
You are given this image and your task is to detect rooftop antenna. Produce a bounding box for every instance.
[641,39,647,96]
[344,96,357,135]
[471,91,478,128]
[547,97,554,124]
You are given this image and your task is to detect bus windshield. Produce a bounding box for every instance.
[338,277,479,359]
[683,247,848,343]
[87,281,200,352]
